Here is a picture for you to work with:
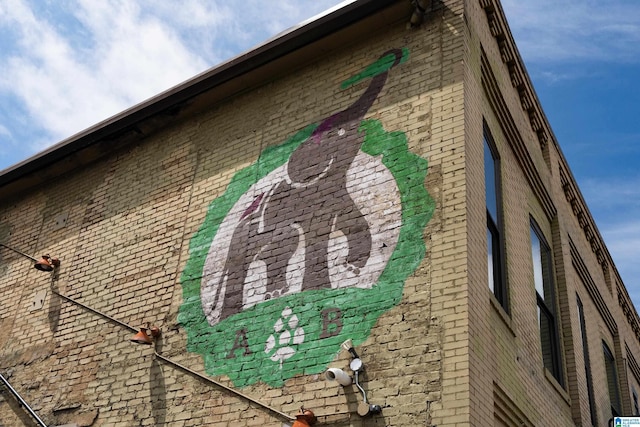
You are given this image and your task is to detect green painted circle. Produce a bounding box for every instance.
[179,119,434,387]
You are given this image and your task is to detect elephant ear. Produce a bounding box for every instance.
[340,47,409,89]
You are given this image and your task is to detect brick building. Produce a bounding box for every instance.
[1,0,639,426]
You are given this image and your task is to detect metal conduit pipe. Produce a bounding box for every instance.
[48,288,294,421]
[1,256,293,423]
[153,351,295,423]
[0,373,48,427]
[50,289,138,333]
[0,243,39,263]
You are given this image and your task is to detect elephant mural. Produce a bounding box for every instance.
[201,49,406,326]
[181,47,434,387]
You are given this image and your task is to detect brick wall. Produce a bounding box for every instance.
[2,1,639,426]
[0,2,470,426]
[466,0,640,425]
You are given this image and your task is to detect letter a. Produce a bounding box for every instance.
[226,328,252,359]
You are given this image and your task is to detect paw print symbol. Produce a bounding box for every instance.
[265,307,305,368]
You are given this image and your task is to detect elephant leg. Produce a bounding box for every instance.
[218,262,251,321]
[214,215,261,322]
[302,230,332,291]
[261,223,301,299]
[335,204,372,272]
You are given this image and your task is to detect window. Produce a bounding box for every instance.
[485,126,507,311]
[633,387,639,416]
[577,295,597,425]
[530,218,563,384]
[603,342,621,417]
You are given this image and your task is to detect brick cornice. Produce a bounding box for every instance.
[626,343,640,383]
[479,0,551,151]
[618,286,640,346]
[480,50,556,221]
[569,238,617,336]
[559,165,609,274]
[559,165,640,345]
[480,0,640,344]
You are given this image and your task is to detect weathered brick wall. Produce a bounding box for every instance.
[465,0,587,423]
[466,0,640,426]
[0,2,470,426]
[3,1,638,426]
[4,1,639,426]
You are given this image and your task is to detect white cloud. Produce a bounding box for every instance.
[0,0,211,148]
[502,0,640,63]
[579,175,640,213]
[0,124,15,161]
[0,0,342,158]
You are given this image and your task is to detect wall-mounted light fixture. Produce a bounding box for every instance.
[0,243,59,272]
[34,254,60,272]
[325,367,352,386]
[131,326,161,345]
[409,0,432,27]
[327,339,382,417]
[291,407,317,427]
[341,338,360,358]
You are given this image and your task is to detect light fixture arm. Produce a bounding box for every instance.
[0,243,59,272]
[354,370,368,404]
[51,289,138,333]
[152,350,295,423]
[0,243,39,263]
[0,373,48,427]
[341,342,382,417]
[49,289,295,421]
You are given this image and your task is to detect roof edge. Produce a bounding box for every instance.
[0,0,398,191]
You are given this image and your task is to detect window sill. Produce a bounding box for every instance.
[544,369,570,405]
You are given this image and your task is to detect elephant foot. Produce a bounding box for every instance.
[344,263,361,275]
[265,288,286,300]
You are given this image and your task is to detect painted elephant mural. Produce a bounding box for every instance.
[179,48,435,387]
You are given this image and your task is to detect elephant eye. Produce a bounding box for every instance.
[338,128,346,136]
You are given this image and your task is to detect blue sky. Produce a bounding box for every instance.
[1,0,639,309]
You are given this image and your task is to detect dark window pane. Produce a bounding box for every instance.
[484,125,506,311]
[484,138,497,221]
[577,296,597,425]
[538,304,556,376]
[603,343,621,417]
[487,226,494,293]
[487,217,503,303]
[531,219,563,386]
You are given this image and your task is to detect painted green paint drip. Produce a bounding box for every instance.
[179,118,433,388]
